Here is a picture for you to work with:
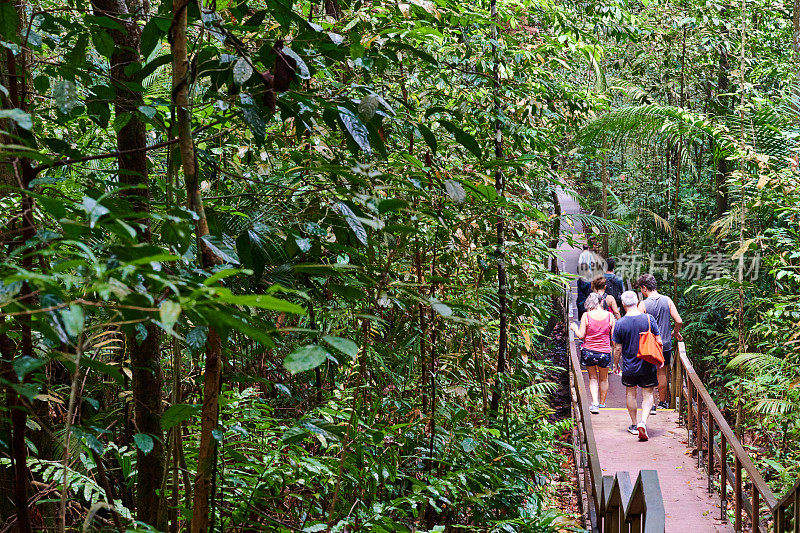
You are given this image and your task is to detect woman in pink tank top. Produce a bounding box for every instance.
[570,292,616,413]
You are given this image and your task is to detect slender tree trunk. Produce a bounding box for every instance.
[672,26,687,301]
[324,0,341,19]
[601,149,609,257]
[715,8,731,217]
[794,0,800,73]
[489,0,507,414]
[735,0,748,441]
[91,0,165,525]
[1,3,34,528]
[171,2,223,531]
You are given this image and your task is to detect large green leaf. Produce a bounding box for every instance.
[162,404,202,430]
[322,335,358,358]
[284,345,330,374]
[0,3,18,43]
[439,120,482,159]
[216,293,305,314]
[338,107,371,154]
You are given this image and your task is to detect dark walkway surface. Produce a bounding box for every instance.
[555,186,733,532]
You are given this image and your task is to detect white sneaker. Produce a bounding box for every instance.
[637,422,648,441]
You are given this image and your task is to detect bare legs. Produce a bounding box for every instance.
[587,366,599,405]
[626,386,656,426]
[626,386,638,425]
[656,365,670,405]
[587,366,610,407]
[641,387,654,425]
[598,367,609,405]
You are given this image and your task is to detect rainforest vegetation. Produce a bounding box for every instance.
[0,0,799,530]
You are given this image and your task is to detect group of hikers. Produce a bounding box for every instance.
[569,248,683,441]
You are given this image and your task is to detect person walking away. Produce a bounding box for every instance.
[637,273,683,413]
[604,257,624,312]
[570,293,615,413]
[576,247,595,319]
[591,276,621,319]
[612,291,662,441]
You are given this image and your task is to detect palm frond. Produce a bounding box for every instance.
[726,351,784,373]
[638,208,672,234]
[561,212,627,235]
[577,104,736,156]
[606,76,652,104]
[686,278,741,309]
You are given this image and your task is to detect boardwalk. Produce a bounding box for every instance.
[556,186,733,532]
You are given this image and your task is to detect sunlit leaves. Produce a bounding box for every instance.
[53,81,79,114]
[339,107,371,154]
[233,57,253,85]
[337,202,368,245]
[0,108,32,129]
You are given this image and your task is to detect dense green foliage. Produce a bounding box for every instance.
[5,0,800,529]
[0,0,621,530]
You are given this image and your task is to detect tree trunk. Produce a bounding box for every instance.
[489,0,507,414]
[171,2,223,532]
[1,3,35,529]
[91,0,165,526]
[601,149,609,257]
[715,9,731,217]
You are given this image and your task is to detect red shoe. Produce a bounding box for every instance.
[637,422,648,441]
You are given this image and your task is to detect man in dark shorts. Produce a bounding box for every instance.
[612,290,662,441]
[637,273,684,412]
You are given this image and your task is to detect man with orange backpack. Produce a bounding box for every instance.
[612,291,663,441]
[636,273,684,414]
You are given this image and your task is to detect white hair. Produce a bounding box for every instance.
[621,290,638,308]
[584,293,602,311]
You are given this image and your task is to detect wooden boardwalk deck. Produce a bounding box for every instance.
[556,186,734,532]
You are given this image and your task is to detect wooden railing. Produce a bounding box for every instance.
[565,288,665,532]
[602,470,665,533]
[674,341,800,532]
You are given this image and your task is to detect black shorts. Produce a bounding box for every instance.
[621,369,658,388]
[663,348,673,366]
[581,348,611,368]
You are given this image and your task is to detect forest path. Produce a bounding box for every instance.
[554,186,734,532]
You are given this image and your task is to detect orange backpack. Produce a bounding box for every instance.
[637,315,664,367]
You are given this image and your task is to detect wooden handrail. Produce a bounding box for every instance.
[676,342,777,509]
[674,340,800,532]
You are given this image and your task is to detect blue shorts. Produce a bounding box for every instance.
[581,348,612,368]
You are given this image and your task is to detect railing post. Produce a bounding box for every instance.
[687,376,694,446]
[736,458,743,533]
[721,432,728,522]
[698,399,704,470]
[669,351,678,409]
[708,415,715,493]
[794,487,799,533]
[752,481,760,533]
[773,508,782,533]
